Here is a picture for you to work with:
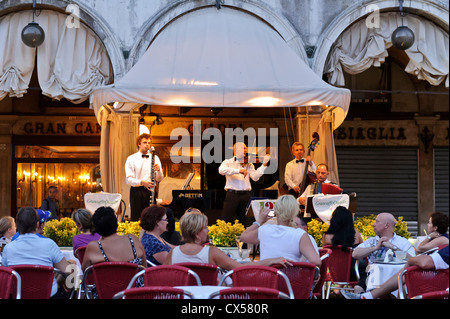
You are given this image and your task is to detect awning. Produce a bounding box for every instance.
[91,6,350,127]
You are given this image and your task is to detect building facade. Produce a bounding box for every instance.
[0,0,448,233]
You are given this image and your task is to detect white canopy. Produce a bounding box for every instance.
[91,6,350,127]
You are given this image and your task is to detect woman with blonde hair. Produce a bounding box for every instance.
[241,195,321,267]
[164,208,291,270]
[0,216,16,252]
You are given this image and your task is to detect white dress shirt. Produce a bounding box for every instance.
[299,178,332,199]
[125,151,164,188]
[284,158,316,190]
[218,157,266,191]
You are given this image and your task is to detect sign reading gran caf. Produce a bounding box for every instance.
[14,118,101,136]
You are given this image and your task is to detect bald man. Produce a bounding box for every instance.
[351,212,416,293]
[218,142,270,224]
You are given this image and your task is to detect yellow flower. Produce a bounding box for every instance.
[208,219,245,247]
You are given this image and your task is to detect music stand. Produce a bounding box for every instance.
[182,173,194,190]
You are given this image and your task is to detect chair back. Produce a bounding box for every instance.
[10,265,54,299]
[313,248,332,297]
[113,286,193,299]
[227,265,279,288]
[323,245,353,282]
[0,266,21,299]
[219,265,294,298]
[75,245,87,264]
[273,262,317,299]
[412,290,449,299]
[211,287,290,299]
[87,262,143,299]
[176,263,219,285]
[399,266,449,299]
[131,265,201,288]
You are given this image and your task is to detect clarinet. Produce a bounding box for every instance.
[149,146,156,205]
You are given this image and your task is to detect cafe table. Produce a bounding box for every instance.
[365,258,406,297]
[175,285,230,299]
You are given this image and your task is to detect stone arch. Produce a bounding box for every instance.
[128,0,308,68]
[312,0,449,76]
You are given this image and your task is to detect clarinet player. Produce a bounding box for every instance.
[125,133,164,221]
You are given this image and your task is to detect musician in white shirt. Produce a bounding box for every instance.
[125,134,164,221]
[284,142,316,196]
[297,163,333,206]
[218,142,270,224]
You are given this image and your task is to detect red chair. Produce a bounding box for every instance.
[323,245,358,299]
[412,290,449,299]
[0,266,22,299]
[127,265,201,289]
[176,262,219,285]
[10,265,62,299]
[113,286,194,299]
[273,262,318,299]
[74,245,87,264]
[398,266,449,299]
[313,248,331,299]
[218,265,294,299]
[82,262,144,299]
[209,287,290,299]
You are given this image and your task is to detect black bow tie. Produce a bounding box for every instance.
[296,159,305,163]
[142,154,149,158]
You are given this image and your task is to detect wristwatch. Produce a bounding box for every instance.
[427,235,432,240]
[393,245,399,251]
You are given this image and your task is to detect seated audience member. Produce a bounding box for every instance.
[351,212,416,293]
[11,209,51,241]
[164,208,292,270]
[342,245,449,299]
[416,212,449,254]
[81,206,147,271]
[240,195,321,268]
[160,208,182,246]
[71,208,101,254]
[0,216,16,252]
[2,207,76,299]
[294,215,319,258]
[140,205,175,265]
[322,206,364,281]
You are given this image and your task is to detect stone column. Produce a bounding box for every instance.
[0,116,17,217]
[415,115,440,233]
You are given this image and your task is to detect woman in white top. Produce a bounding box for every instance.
[240,195,321,268]
[164,208,291,271]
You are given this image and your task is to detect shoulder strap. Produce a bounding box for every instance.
[98,240,109,262]
[127,235,138,258]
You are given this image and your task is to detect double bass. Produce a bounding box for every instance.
[299,132,320,195]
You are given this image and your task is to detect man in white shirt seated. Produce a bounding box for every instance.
[350,212,416,294]
[342,245,448,299]
[218,142,270,224]
[297,163,335,206]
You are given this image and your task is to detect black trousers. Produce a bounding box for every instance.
[221,190,251,225]
[130,186,152,221]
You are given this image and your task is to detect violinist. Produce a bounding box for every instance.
[219,142,270,224]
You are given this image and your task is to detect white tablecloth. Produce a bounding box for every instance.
[175,285,230,299]
[60,247,83,282]
[366,261,406,297]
